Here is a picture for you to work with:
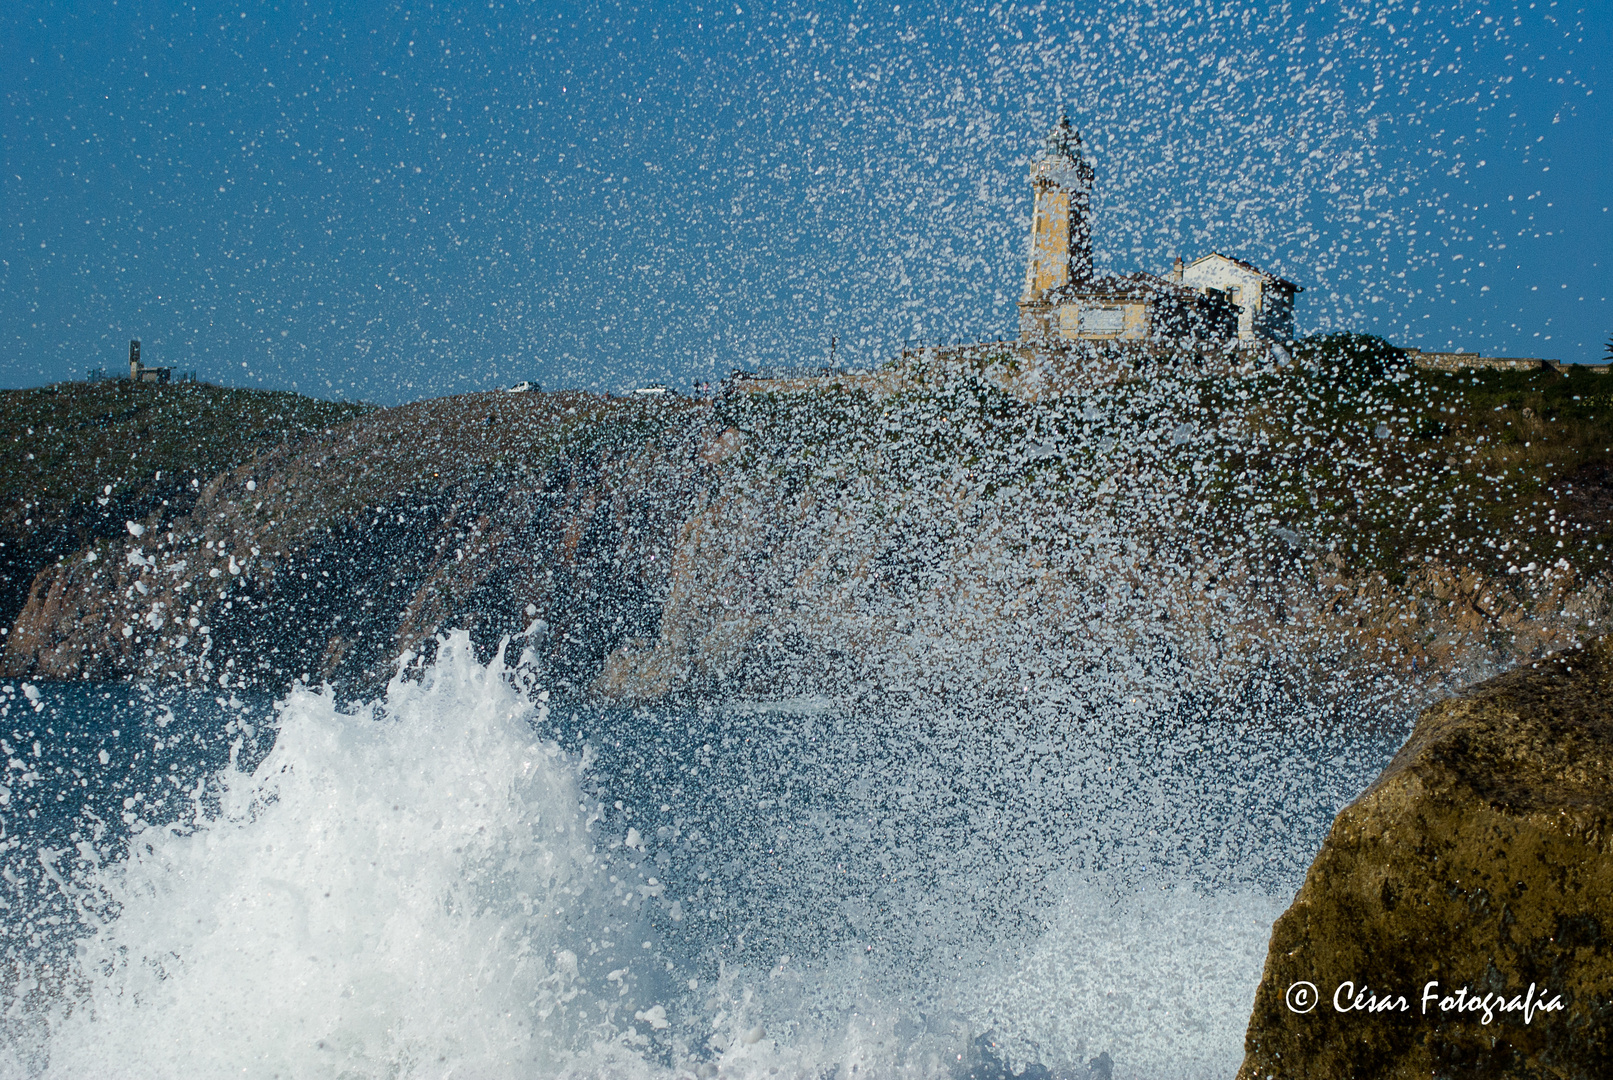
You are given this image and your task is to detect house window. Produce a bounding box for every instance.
[1227,286,1242,304]
[1079,307,1126,332]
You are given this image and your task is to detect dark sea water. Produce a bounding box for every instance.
[0,637,1405,1079]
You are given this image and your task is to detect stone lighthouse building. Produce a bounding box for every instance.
[1015,117,1295,347]
[1017,114,1097,335]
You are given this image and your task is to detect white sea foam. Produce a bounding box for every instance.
[8,634,1293,1079]
[23,634,657,1078]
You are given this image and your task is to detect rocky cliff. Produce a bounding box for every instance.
[4,346,1611,711]
[4,389,706,695]
[1239,634,1613,1079]
[0,380,369,649]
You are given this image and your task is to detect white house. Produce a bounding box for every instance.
[1176,254,1301,343]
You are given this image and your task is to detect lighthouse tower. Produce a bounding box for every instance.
[1017,114,1096,339]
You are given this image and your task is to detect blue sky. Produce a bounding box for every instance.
[3,0,1608,403]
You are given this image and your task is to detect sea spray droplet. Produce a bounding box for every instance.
[634,1005,670,1030]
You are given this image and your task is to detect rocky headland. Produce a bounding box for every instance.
[0,380,368,647]
[3,339,1611,712]
[3,387,702,695]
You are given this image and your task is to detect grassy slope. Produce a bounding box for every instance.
[1206,335,1613,583]
[219,388,695,538]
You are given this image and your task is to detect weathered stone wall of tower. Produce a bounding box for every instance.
[1017,119,1095,340]
[1027,188,1073,296]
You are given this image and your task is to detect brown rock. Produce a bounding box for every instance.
[1239,634,1613,1079]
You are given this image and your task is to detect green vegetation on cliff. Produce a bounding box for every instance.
[1205,334,1613,582]
[5,338,1609,697]
[719,336,1613,587]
